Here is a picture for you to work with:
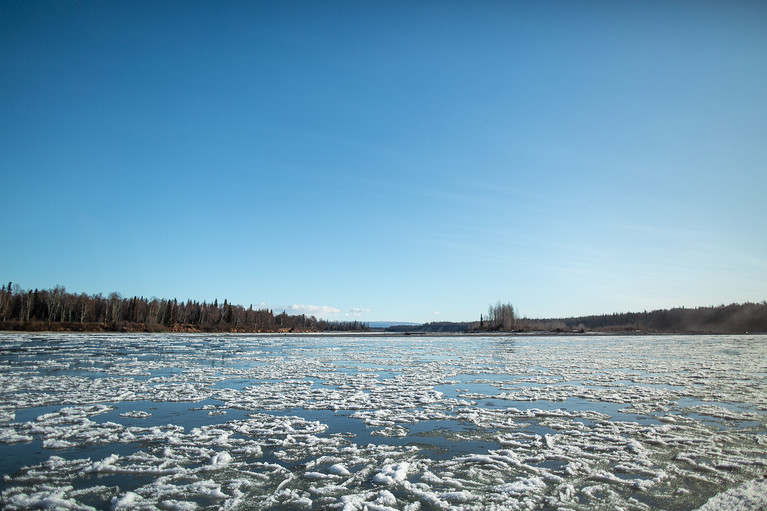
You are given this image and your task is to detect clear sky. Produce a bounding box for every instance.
[2,1,766,323]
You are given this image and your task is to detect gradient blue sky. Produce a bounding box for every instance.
[2,1,766,323]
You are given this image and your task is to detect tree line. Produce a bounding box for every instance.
[387,301,518,333]
[536,302,767,334]
[0,282,368,333]
[480,301,516,331]
[385,301,767,334]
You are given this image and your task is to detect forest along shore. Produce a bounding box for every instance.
[0,320,361,334]
[0,284,368,333]
[388,301,767,335]
[1,283,765,334]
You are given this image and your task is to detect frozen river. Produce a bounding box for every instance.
[1,332,766,510]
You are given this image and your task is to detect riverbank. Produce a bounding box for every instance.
[0,321,364,334]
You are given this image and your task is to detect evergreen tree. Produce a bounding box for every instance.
[163,299,174,327]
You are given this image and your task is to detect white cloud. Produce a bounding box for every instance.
[433,311,441,315]
[267,304,370,320]
[285,304,341,317]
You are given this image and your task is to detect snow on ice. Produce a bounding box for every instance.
[0,332,766,510]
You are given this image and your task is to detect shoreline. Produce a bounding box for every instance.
[0,326,761,337]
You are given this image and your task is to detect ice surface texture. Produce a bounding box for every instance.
[1,332,766,510]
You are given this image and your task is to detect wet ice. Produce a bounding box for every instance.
[1,332,766,510]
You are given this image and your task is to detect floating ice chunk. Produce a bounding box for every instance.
[497,476,546,494]
[696,478,767,510]
[371,425,408,437]
[589,469,655,490]
[459,451,524,471]
[119,411,151,419]
[159,500,197,511]
[625,439,645,454]
[329,463,351,476]
[686,405,764,422]
[420,470,443,484]
[292,496,312,508]
[2,486,94,511]
[84,454,120,473]
[436,490,475,503]
[402,483,450,508]
[43,438,75,449]
[188,479,227,499]
[236,444,263,458]
[0,429,33,443]
[373,462,410,485]
[0,409,15,423]
[338,493,371,510]
[209,451,232,467]
[375,489,397,506]
[111,491,140,509]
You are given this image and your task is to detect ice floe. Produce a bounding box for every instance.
[1,332,766,510]
[696,477,767,510]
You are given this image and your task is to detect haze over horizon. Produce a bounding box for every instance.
[2,1,766,323]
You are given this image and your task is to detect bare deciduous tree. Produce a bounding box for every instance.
[487,301,516,331]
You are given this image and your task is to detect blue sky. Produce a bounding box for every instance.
[2,1,766,323]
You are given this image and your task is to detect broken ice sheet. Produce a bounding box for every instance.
[1,332,766,510]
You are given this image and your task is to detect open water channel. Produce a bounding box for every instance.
[1,332,766,510]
